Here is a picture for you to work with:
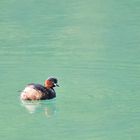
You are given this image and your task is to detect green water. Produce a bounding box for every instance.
[0,0,140,140]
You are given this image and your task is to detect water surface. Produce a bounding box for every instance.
[0,0,140,140]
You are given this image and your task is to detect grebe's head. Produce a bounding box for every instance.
[45,77,59,88]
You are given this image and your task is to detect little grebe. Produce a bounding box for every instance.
[20,77,59,100]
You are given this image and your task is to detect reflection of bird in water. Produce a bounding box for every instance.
[21,100,41,114]
[44,102,56,117]
[21,99,56,117]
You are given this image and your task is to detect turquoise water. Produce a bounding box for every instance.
[0,0,140,140]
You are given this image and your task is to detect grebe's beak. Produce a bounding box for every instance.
[54,83,59,87]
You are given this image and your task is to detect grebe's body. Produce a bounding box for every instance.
[20,77,59,100]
